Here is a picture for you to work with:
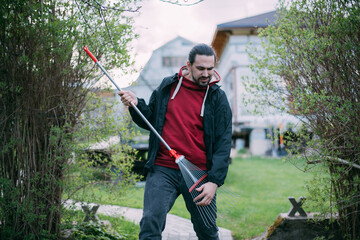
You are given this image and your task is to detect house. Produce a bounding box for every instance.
[212,10,277,125]
[211,11,299,155]
[125,36,196,103]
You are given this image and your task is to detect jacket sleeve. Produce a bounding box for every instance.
[207,92,232,187]
[128,89,157,131]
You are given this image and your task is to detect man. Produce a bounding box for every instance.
[118,43,232,240]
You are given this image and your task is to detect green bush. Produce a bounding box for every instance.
[248,0,360,238]
[70,221,125,240]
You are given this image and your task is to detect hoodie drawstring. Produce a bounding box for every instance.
[171,76,183,100]
[200,85,209,117]
[172,65,221,117]
[171,76,210,117]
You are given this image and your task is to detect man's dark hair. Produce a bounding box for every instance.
[188,43,217,65]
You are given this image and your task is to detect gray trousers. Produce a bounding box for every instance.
[139,165,219,240]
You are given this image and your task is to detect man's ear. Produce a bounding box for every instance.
[186,61,191,69]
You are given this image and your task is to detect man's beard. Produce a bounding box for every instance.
[193,75,211,87]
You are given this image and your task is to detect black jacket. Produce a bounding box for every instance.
[129,73,232,186]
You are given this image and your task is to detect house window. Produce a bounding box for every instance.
[162,57,187,67]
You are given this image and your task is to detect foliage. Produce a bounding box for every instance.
[248,0,360,238]
[0,0,139,239]
[61,209,139,240]
[63,91,140,204]
[70,221,125,240]
[99,215,139,240]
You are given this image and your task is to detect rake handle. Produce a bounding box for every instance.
[83,46,172,152]
[83,46,98,63]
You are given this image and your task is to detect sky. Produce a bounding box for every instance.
[114,0,279,87]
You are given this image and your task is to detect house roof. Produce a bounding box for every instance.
[153,36,195,52]
[217,10,277,30]
[212,11,277,62]
[135,36,195,91]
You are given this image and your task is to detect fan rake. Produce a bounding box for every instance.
[175,153,217,228]
[173,151,240,228]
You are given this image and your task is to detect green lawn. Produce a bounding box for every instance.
[168,155,314,239]
[68,155,315,240]
[217,155,313,239]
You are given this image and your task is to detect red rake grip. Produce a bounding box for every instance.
[169,149,181,159]
[189,174,208,193]
[83,46,98,63]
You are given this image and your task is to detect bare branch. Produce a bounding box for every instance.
[329,157,360,170]
[82,0,140,12]
[160,0,204,6]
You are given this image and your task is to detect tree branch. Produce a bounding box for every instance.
[160,0,204,6]
[331,157,360,170]
[82,0,140,12]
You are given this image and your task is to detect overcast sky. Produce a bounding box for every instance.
[115,0,279,87]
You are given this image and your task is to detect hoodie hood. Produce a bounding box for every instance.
[178,66,221,86]
[171,66,221,117]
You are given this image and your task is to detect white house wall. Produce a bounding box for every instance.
[217,35,261,124]
[217,34,300,130]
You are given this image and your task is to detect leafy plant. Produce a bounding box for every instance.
[63,90,140,205]
[0,0,140,238]
[248,0,360,238]
[61,209,139,240]
[70,221,125,240]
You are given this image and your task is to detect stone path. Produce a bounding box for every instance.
[64,200,233,240]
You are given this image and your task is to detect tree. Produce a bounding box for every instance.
[248,0,360,238]
[0,0,139,239]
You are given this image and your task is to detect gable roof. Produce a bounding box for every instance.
[217,10,277,30]
[211,11,277,61]
[135,36,195,90]
[153,36,195,52]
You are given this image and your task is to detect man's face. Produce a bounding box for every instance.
[188,55,215,87]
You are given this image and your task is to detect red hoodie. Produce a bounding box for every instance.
[155,66,220,170]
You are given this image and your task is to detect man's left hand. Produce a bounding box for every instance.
[193,182,218,206]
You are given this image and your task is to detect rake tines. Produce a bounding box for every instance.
[176,155,217,228]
